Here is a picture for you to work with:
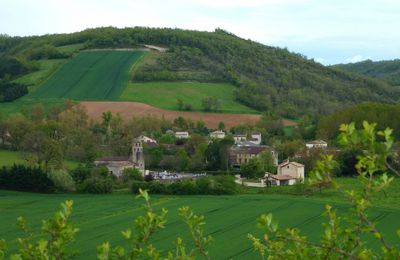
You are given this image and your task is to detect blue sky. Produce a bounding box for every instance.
[1,0,399,64]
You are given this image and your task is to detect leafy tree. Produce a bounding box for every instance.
[177,98,184,110]
[241,157,264,179]
[176,148,189,171]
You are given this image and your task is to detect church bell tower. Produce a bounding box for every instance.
[132,138,145,175]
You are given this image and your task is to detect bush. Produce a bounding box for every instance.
[78,177,113,194]
[0,164,55,193]
[0,81,28,102]
[131,175,237,195]
[48,169,76,192]
[70,165,92,184]
[122,168,143,182]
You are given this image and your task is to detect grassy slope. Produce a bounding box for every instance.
[120,81,258,114]
[0,150,79,169]
[0,59,68,115]
[1,189,399,259]
[31,51,144,100]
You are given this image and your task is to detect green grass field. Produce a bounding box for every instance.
[1,189,399,259]
[120,82,258,114]
[0,150,79,169]
[30,50,144,100]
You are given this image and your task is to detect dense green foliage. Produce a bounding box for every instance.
[1,27,399,117]
[131,175,238,195]
[120,82,256,113]
[30,51,144,100]
[317,102,400,140]
[0,164,55,193]
[334,59,400,86]
[0,81,27,102]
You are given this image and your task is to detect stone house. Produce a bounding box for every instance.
[230,145,278,169]
[265,160,305,186]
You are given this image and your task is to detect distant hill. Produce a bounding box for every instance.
[1,27,399,118]
[333,59,400,86]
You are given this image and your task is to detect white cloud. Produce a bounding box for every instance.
[345,55,371,63]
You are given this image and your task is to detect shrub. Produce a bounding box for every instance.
[131,176,237,195]
[122,168,143,182]
[48,169,76,192]
[70,165,92,184]
[78,177,113,194]
[0,164,55,193]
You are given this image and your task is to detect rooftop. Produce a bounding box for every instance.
[95,156,130,162]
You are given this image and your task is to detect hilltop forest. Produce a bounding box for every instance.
[1,27,399,117]
[333,59,400,87]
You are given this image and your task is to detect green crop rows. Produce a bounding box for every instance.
[30,51,144,100]
[120,81,258,114]
[1,191,399,259]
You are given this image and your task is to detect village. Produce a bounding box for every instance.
[94,129,329,188]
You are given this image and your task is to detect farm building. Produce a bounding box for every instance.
[210,130,226,139]
[175,131,190,139]
[306,140,328,149]
[94,138,145,177]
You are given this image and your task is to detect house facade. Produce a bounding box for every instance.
[233,134,247,144]
[264,160,305,186]
[250,133,262,145]
[175,131,190,139]
[306,140,327,149]
[277,160,305,180]
[230,145,278,168]
[210,130,225,139]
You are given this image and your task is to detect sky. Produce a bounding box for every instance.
[1,0,399,65]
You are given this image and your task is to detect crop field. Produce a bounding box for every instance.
[80,101,262,129]
[30,50,144,100]
[1,191,399,259]
[120,82,258,114]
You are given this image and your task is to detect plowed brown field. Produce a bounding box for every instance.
[80,101,262,129]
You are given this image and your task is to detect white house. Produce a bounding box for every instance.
[233,134,247,144]
[306,140,327,149]
[210,130,225,139]
[250,133,262,145]
[137,135,157,144]
[175,131,190,139]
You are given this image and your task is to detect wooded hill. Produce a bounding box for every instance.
[333,59,400,87]
[1,27,399,117]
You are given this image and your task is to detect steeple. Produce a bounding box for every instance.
[132,138,145,175]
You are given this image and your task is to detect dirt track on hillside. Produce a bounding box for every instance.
[80,101,262,129]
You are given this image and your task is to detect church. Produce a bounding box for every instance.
[94,138,145,177]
